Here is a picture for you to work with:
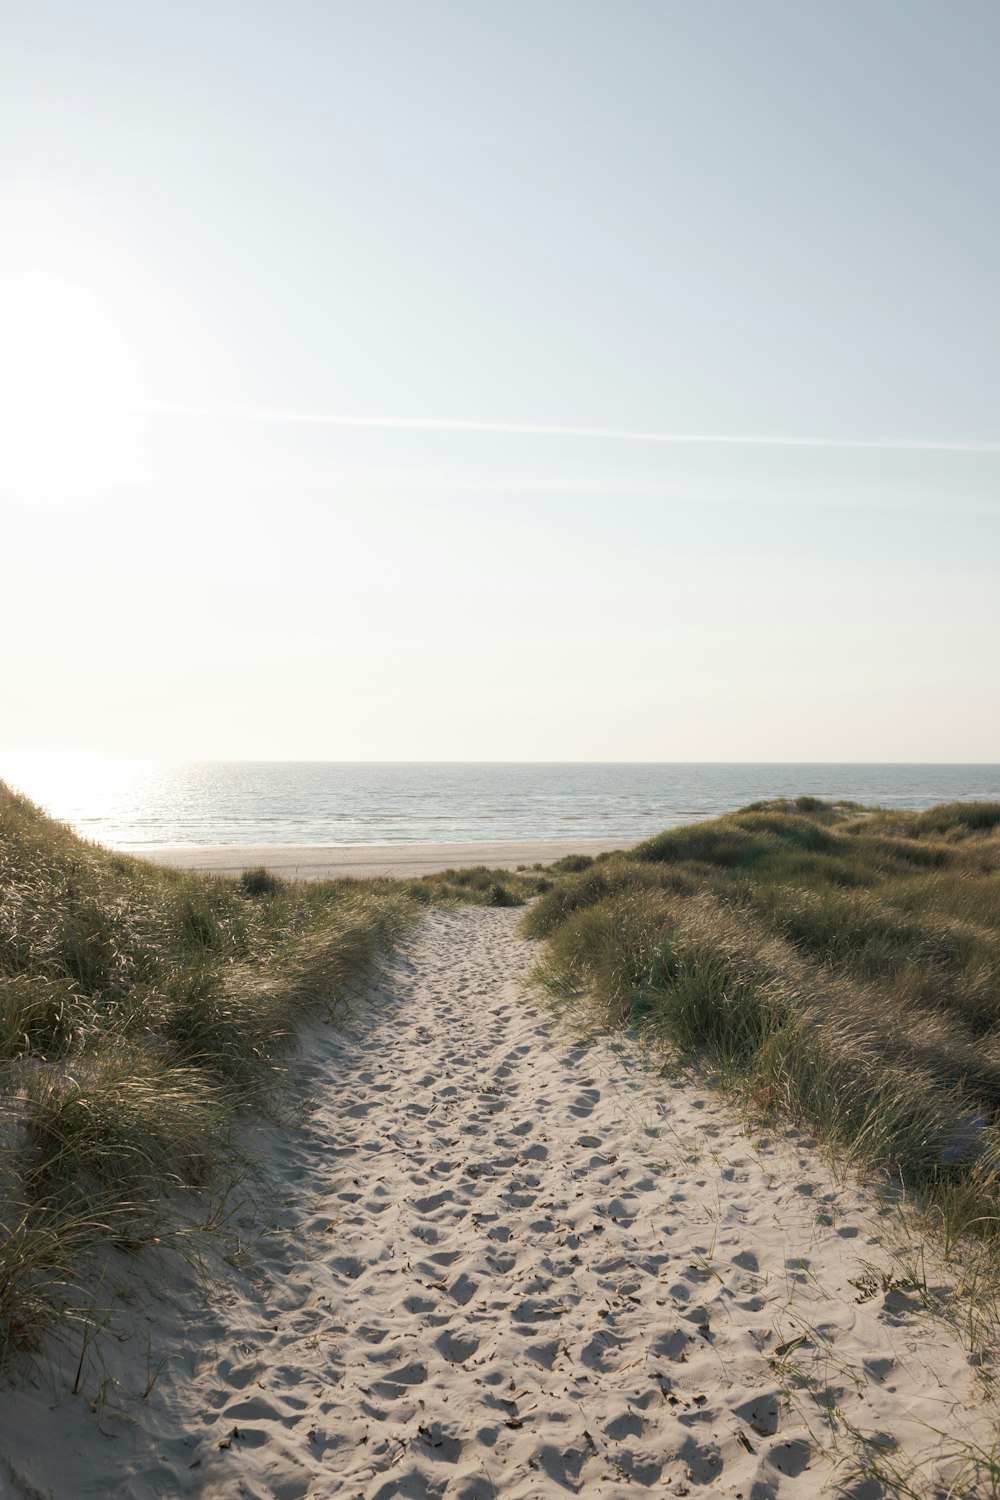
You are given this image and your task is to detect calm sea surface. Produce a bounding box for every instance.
[1,762,998,850]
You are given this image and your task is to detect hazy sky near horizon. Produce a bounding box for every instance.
[2,2,998,761]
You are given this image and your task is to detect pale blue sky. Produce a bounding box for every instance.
[1,2,998,759]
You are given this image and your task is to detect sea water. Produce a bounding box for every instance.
[1,761,997,849]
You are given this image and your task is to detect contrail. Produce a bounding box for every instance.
[112,402,1000,454]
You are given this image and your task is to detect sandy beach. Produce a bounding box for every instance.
[134,841,625,880]
[1,906,996,1498]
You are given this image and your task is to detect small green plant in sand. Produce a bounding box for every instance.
[0,782,415,1356]
[522,799,1000,1275]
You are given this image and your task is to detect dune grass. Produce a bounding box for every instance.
[0,783,417,1355]
[523,798,1000,1264]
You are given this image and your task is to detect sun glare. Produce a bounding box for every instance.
[4,269,125,411]
[0,183,180,486]
[0,266,130,479]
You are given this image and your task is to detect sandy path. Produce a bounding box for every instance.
[1,908,996,1498]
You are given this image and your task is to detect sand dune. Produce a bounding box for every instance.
[0,908,995,1497]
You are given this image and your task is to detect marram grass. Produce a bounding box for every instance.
[523,798,1000,1266]
[0,783,415,1354]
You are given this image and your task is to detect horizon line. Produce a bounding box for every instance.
[110,402,1000,455]
[3,756,996,767]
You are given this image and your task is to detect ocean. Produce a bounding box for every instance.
[1,761,997,850]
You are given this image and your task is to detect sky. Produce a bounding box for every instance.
[1,1,998,761]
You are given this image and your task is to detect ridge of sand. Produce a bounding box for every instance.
[0,908,996,1498]
[133,841,625,880]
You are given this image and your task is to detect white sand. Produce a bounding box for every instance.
[1,908,996,1498]
[133,841,624,880]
